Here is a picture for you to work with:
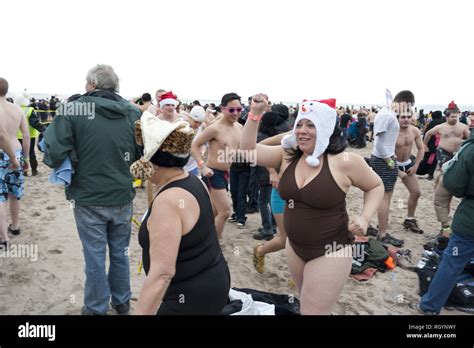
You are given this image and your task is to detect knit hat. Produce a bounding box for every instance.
[281,99,337,167]
[447,100,459,111]
[130,111,194,179]
[189,106,206,122]
[159,91,178,109]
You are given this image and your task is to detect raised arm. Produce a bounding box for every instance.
[240,94,284,169]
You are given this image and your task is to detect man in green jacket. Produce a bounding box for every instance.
[415,133,474,314]
[43,64,141,315]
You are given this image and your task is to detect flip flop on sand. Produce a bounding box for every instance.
[253,245,265,274]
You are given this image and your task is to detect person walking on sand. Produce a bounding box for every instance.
[241,94,384,314]
[43,65,141,315]
[14,92,46,176]
[423,101,470,236]
[395,109,425,234]
[370,90,415,247]
[0,77,29,249]
[252,129,291,274]
[132,114,230,315]
[191,93,245,239]
[412,132,474,314]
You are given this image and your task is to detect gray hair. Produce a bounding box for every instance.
[86,64,120,93]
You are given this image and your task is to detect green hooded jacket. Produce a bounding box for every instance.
[43,90,141,206]
[443,134,474,238]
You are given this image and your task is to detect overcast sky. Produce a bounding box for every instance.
[1,0,472,106]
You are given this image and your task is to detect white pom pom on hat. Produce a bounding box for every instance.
[281,99,337,167]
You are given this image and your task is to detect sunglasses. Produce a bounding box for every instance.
[223,107,243,113]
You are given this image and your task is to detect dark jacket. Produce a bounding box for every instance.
[443,134,474,238]
[29,110,46,133]
[43,90,141,206]
[255,110,291,186]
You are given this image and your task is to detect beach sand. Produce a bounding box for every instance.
[0,143,466,315]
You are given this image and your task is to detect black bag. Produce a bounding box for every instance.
[416,263,438,296]
[446,283,474,308]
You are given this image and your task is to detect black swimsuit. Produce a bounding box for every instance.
[138,174,230,315]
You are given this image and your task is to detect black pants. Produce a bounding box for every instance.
[19,138,37,172]
[230,165,250,223]
[247,166,259,210]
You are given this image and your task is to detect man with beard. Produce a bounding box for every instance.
[423,101,470,235]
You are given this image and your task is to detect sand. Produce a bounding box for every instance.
[0,143,467,315]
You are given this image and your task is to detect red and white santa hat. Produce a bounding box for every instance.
[281,99,337,167]
[159,91,178,109]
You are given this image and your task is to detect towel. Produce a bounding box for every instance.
[48,157,74,186]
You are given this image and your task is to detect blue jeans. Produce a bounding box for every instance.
[258,184,274,235]
[420,232,474,314]
[230,166,249,223]
[74,203,133,314]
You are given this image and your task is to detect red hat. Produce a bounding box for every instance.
[159,91,178,108]
[447,100,458,111]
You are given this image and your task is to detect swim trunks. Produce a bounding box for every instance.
[0,151,25,202]
[201,167,229,190]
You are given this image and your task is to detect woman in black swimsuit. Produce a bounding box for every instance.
[132,113,230,315]
[241,94,384,314]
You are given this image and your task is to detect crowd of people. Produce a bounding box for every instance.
[1,64,473,315]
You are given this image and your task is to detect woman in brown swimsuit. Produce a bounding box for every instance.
[241,94,384,314]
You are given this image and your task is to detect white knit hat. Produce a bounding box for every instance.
[189,106,206,122]
[281,99,337,167]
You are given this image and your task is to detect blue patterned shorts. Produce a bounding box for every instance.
[0,151,25,202]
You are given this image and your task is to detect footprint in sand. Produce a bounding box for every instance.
[48,249,63,255]
[46,206,56,210]
[31,212,41,217]
[34,269,57,283]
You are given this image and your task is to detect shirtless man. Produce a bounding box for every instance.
[0,78,30,248]
[191,93,244,238]
[156,91,180,122]
[395,111,425,234]
[423,101,470,235]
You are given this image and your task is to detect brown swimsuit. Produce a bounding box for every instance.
[278,153,354,262]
